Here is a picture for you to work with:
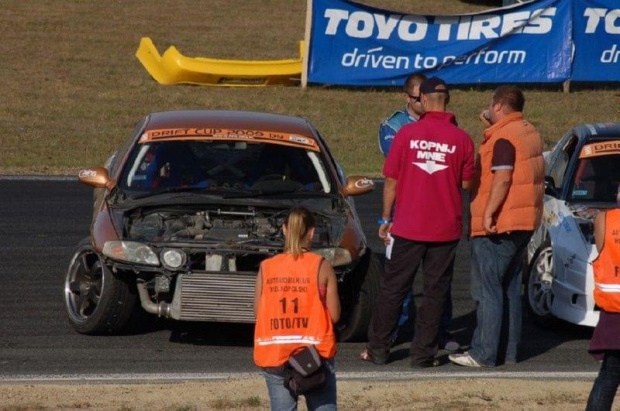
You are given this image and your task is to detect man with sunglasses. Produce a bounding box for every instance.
[378,73,426,156]
[376,73,460,352]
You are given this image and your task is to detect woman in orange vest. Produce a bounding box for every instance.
[586,209,620,411]
[254,207,340,410]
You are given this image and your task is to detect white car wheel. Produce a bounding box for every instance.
[527,243,555,324]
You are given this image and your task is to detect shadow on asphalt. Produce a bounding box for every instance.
[356,250,595,366]
[517,313,594,362]
[168,321,255,347]
[154,250,594,365]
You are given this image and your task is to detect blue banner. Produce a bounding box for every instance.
[572,0,620,82]
[307,0,573,86]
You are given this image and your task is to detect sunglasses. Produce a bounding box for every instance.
[408,94,421,102]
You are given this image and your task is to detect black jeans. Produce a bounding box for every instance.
[586,351,620,411]
[367,235,458,364]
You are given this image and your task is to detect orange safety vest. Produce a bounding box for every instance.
[254,252,336,367]
[593,209,620,312]
[470,112,544,237]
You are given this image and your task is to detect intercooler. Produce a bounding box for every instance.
[169,272,257,323]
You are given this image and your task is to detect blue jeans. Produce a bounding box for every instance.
[586,351,620,411]
[391,286,453,345]
[469,231,531,367]
[263,359,337,411]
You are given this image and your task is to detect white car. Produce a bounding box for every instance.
[525,123,620,327]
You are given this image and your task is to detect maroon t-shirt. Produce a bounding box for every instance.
[589,311,620,360]
[383,111,475,242]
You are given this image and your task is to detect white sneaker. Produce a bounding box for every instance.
[449,352,482,368]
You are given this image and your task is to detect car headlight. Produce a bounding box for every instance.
[313,247,352,267]
[102,241,159,266]
[161,249,186,270]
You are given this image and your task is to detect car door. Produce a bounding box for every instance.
[545,134,594,322]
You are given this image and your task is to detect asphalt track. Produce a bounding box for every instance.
[0,178,599,381]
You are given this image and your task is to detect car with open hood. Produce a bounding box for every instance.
[524,122,620,327]
[64,110,380,341]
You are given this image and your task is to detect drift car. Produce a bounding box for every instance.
[64,110,380,341]
[525,123,620,327]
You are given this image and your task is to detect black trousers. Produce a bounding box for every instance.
[586,350,620,411]
[367,235,459,364]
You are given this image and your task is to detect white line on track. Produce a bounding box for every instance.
[0,175,75,181]
[0,371,597,384]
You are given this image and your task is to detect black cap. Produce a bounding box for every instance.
[420,77,449,95]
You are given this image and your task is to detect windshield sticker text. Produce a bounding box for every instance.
[142,129,320,151]
[580,140,620,158]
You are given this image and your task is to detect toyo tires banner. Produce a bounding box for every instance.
[571,0,620,82]
[306,0,572,86]
[309,0,620,86]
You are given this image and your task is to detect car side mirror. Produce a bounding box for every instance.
[544,176,558,197]
[78,167,116,190]
[340,176,375,197]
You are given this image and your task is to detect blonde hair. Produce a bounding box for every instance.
[284,207,316,259]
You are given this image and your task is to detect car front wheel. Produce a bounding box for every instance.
[64,238,137,334]
[526,241,556,326]
[337,249,381,342]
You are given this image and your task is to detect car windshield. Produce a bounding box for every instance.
[118,140,333,196]
[569,147,620,203]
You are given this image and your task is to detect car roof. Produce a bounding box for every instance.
[144,110,317,138]
[571,122,620,141]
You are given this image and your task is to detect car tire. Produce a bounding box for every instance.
[64,238,137,334]
[524,240,556,327]
[337,249,382,342]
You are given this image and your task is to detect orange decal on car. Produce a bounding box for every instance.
[141,128,320,151]
[580,140,620,158]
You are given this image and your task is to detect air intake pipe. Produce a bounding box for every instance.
[136,281,171,318]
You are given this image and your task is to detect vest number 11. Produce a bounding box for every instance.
[279,298,299,314]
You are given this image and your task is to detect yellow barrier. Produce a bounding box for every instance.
[135,37,304,87]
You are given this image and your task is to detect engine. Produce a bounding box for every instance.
[125,207,286,243]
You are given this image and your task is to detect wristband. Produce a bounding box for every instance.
[377,218,392,225]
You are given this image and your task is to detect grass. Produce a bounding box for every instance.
[211,396,263,409]
[1,1,618,175]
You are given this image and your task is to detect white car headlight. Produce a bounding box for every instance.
[313,247,352,267]
[161,249,186,270]
[102,241,160,266]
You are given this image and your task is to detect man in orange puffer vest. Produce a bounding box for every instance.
[450,85,544,368]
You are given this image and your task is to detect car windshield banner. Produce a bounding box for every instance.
[306,0,572,86]
[571,0,620,82]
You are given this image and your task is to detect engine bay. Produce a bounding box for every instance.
[126,208,282,243]
[123,206,331,247]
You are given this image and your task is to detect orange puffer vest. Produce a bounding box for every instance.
[254,253,336,368]
[593,209,620,313]
[470,112,544,237]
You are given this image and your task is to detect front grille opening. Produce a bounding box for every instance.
[235,254,266,272]
[184,251,273,272]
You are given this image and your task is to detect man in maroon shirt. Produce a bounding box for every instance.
[361,77,475,367]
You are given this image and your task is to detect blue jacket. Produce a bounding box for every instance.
[378,108,417,157]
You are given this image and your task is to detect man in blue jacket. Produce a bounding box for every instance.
[379,74,426,156]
